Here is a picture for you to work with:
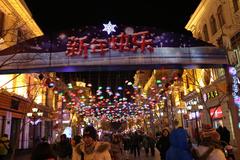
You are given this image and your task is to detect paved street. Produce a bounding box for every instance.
[12,148,161,160]
[124,148,161,160]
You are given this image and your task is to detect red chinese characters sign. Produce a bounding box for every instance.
[66,31,154,58]
[210,106,223,119]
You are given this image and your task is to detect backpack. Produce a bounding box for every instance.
[192,146,214,160]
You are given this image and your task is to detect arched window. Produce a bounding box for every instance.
[0,10,4,37]
[197,31,202,40]
[233,0,239,12]
[217,5,225,27]
[203,24,209,41]
[210,15,217,35]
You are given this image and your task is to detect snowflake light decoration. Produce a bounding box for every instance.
[102,21,117,35]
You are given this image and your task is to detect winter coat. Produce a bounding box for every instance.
[72,144,81,160]
[54,140,72,158]
[0,137,9,156]
[194,145,226,160]
[156,135,170,160]
[77,142,112,160]
[110,142,122,160]
[166,128,193,160]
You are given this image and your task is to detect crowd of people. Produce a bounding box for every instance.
[28,124,233,160]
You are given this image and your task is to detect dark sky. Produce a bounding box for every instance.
[24,0,201,91]
[25,0,201,34]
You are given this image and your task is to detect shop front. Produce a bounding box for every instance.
[209,106,223,128]
[201,80,235,143]
[182,91,203,141]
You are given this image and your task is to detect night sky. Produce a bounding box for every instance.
[25,0,201,34]
[24,0,201,92]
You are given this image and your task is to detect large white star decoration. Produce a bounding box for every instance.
[102,21,117,35]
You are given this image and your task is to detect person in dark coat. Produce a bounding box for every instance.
[54,134,72,160]
[222,127,230,145]
[131,132,141,157]
[31,142,56,160]
[148,133,156,157]
[166,128,193,160]
[156,129,170,160]
[217,125,230,147]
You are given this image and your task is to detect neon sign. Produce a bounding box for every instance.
[229,67,240,106]
[229,67,240,128]
[66,31,154,58]
[210,106,223,119]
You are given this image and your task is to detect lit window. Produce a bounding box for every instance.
[203,24,209,41]
[210,15,217,35]
[0,10,4,37]
[232,0,239,12]
[217,6,225,27]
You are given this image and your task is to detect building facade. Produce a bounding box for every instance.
[0,0,58,149]
[185,0,240,153]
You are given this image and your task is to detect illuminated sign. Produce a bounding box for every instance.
[189,111,200,120]
[0,24,228,73]
[229,67,240,128]
[203,91,219,102]
[66,31,154,58]
[210,106,223,119]
[229,67,240,106]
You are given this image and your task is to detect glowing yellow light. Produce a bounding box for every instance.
[8,0,43,36]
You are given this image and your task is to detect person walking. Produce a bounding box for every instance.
[31,142,57,160]
[0,134,9,160]
[76,125,111,160]
[193,125,226,160]
[166,127,193,160]
[110,134,123,160]
[54,134,72,160]
[156,129,170,160]
[131,132,141,157]
[148,133,156,157]
[71,135,84,160]
[142,134,149,157]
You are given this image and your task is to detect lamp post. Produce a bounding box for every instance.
[177,108,186,128]
[27,107,43,148]
[187,103,203,145]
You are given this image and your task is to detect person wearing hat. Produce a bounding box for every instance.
[71,135,83,160]
[192,125,226,160]
[0,134,10,160]
[76,125,111,160]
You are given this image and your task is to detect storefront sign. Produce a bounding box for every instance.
[66,31,154,58]
[189,111,200,120]
[210,106,223,119]
[203,91,219,102]
[229,67,240,106]
[229,67,240,128]
[186,97,200,106]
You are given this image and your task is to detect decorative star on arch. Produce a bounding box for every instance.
[102,21,117,35]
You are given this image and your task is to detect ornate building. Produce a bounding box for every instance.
[185,0,240,152]
[0,0,57,149]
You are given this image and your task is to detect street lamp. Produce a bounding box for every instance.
[27,107,43,147]
[186,104,203,145]
[177,108,187,128]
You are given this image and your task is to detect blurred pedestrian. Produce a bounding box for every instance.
[142,134,149,157]
[148,133,156,157]
[166,128,193,160]
[110,134,123,160]
[31,142,56,160]
[131,132,141,157]
[71,135,84,160]
[156,129,170,160]
[0,134,9,160]
[53,134,72,160]
[193,125,226,160]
